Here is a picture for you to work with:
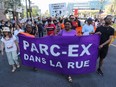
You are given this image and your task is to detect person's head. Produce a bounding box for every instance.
[104,15,113,25]
[53,20,57,25]
[1,20,5,25]
[47,19,52,25]
[87,18,93,25]
[95,19,98,22]
[59,19,63,23]
[38,17,40,21]
[69,15,75,22]
[26,24,32,34]
[64,20,73,31]
[3,27,12,38]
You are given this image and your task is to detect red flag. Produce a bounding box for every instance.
[74,9,78,16]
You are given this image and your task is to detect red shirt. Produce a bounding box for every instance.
[45,24,56,36]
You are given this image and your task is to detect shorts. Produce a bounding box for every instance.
[6,51,18,65]
[99,46,108,59]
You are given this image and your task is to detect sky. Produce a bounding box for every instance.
[30,0,90,13]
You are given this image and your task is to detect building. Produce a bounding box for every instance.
[67,0,110,16]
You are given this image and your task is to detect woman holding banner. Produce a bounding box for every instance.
[1,27,20,72]
[20,24,38,71]
[58,20,77,82]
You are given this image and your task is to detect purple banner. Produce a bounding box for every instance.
[19,34,100,75]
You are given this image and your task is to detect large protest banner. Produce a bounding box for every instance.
[49,3,66,17]
[19,34,100,75]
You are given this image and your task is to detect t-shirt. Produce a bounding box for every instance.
[1,35,17,52]
[72,21,78,30]
[14,29,24,36]
[82,24,94,35]
[58,29,77,36]
[14,29,24,42]
[45,24,56,36]
[95,26,114,47]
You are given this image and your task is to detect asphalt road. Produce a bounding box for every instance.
[0,39,116,87]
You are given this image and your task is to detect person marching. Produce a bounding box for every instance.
[95,15,114,76]
[20,24,38,71]
[1,27,20,72]
[82,18,95,35]
[58,20,77,83]
[44,19,56,36]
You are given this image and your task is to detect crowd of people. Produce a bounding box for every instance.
[0,15,115,83]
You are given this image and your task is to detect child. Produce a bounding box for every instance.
[1,27,20,72]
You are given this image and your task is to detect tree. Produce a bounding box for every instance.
[32,7,39,17]
[110,0,116,15]
[105,0,116,15]
[4,0,22,19]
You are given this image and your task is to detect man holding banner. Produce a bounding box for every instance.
[96,15,114,76]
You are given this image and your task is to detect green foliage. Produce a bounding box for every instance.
[32,7,39,17]
[4,0,22,14]
[22,6,39,18]
[105,0,116,15]
[112,24,116,30]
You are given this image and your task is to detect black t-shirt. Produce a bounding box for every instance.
[37,23,43,32]
[95,25,114,47]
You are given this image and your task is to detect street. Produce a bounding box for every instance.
[0,39,116,87]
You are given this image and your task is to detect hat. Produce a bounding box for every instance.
[87,18,93,22]
[3,27,10,32]
[104,15,112,20]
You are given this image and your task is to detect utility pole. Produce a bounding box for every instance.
[28,0,32,19]
[25,0,28,18]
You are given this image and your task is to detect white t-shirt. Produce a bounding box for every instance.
[1,35,17,52]
[82,24,94,35]
[14,29,23,36]
[14,29,23,42]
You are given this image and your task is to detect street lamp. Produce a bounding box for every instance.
[25,0,29,18]
[25,0,32,19]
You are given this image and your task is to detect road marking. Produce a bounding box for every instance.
[110,44,116,47]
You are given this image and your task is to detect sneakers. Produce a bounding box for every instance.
[97,68,104,76]
[68,76,73,83]
[17,65,20,68]
[12,67,16,73]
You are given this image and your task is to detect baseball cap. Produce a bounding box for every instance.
[87,18,93,21]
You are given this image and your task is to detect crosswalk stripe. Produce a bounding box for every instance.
[110,44,116,47]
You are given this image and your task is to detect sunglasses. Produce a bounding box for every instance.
[70,18,74,19]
